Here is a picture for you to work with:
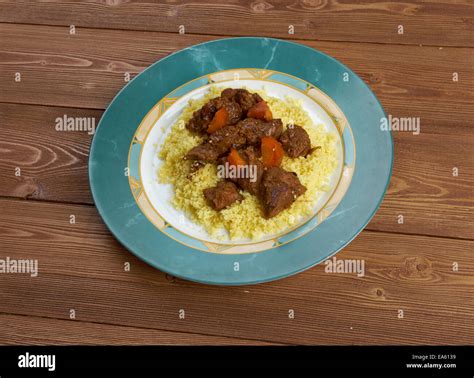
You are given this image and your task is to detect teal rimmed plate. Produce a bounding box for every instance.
[89,38,392,285]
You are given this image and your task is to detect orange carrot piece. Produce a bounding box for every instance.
[227,148,246,167]
[207,107,229,133]
[261,136,284,167]
[247,101,273,121]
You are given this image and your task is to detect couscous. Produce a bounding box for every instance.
[158,86,338,240]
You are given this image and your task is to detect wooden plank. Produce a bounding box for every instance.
[0,103,98,204]
[0,198,472,345]
[0,313,275,345]
[367,131,474,239]
[0,1,472,47]
[0,24,199,110]
[0,24,472,132]
[1,102,472,239]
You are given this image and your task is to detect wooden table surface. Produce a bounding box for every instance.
[0,1,473,346]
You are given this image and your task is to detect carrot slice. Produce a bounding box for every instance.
[207,107,229,133]
[247,101,273,121]
[261,136,284,167]
[227,148,246,167]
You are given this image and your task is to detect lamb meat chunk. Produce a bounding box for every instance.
[185,97,221,134]
[204,181,243,211]
[235,89,263,114]
[208,124,247,155]
[280,125,312,158]
[185,94,243,133]
[187,89,263,134]
[261,167,307,218]
[238,118,283,145]
[220,88,238,100]
[241,144,261,159]
[235,146,264,195]
[185,124,247,163]
[221,88,263,114]
[221,100,242,125]
[185,143,219,163]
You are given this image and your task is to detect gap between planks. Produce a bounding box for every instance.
[0,312,282,345]
[0,21,472,50]
[0,0,472,47]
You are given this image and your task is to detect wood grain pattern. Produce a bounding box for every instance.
[367,132,474,239]
[0,198,472,345]
[1,102,472,239]
[0,24,472,132]
[0,0,472,47]
[0,313,276,345]
[0,103,98,204]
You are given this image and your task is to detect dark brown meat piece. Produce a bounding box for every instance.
[280,125,312,158]
[203,181,243,210]
[186,89,260,134]
[185,144,219,162]
[208,124,247,155]
[185,95,242,133]
[221,100,242,125]
[236,90,263,114]
[220,88,238,101]
[185,124,246,162]
[221,88,263,114]
[235,146,264,196]
[186,97,220,134]
[238,118,283,145]
[260,167,307,218]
